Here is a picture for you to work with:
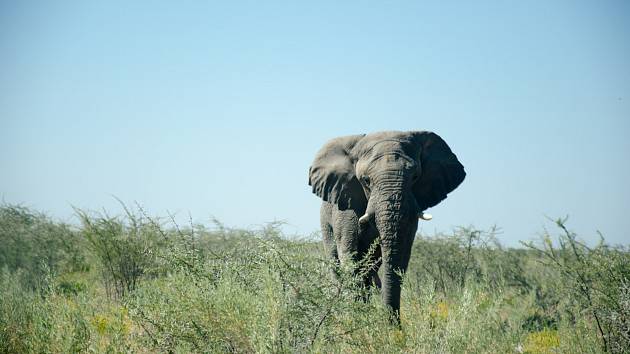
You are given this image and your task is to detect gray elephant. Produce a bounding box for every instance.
[308,131,465,322]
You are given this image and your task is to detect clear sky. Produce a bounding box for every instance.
[1,1,629,246]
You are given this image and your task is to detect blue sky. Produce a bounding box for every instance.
[1,1,629,246]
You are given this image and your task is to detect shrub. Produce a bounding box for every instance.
[75,204,164,299]
[0,268,135,353]
[0,204,622,353]
[523,217,630,353]
[0,204,89,289]
[126,221,380,353]
[408,226,525,295]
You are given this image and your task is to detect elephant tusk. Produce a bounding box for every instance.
[359,213,371,225]
[359,195,376,226]
[419,212,433,221]
[412,195,432,221]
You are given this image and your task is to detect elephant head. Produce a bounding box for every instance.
[308,131,465,319]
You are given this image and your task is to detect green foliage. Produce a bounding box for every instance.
[75,205,164,299]
[410,226,500,294]
[126,222,371,352]
[409,226,547,296]
[0,205,625,353]
[523,217,630,353]
[0,268,136,353]
[0,204,89,289]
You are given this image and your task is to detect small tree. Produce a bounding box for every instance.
[76,204,161,299]
[522,217,630,353]
[0,204,88,289]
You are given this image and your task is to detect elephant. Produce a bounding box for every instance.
[308,131,465,322]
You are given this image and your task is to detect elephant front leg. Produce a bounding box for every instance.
[322,223,338,263]
[332,209,361,267]
[357,224,382,290]
[320,203,340,282]
[352,223,382,301]
[360,237,382,298]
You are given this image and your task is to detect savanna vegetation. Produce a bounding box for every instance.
[1,203,628,353]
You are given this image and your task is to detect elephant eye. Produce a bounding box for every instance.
[361,176,370,186]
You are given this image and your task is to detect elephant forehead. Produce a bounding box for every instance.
[366,154,416,173]
[355,139,418,174]
[366,139,405,151]
[367,139,418,157]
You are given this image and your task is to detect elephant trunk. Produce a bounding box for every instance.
[373,173,417,323]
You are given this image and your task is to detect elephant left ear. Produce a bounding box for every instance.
[308,134,367,210]
[411,132,466,211]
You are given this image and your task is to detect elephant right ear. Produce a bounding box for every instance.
[411,131,466,211]
[308,134,367,210]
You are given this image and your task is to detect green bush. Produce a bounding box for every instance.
[125,222,602,353]
[0,268,136,353]
[0,204,89,289]
[523,217,630,353]
[0,205,623,353]
[75,205,165,299]
[409,226,537,295]
[127,222,377,352]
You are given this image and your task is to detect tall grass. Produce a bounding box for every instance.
[1,203,627,353]
[75,204,165,299]
[523,217,630,353]
[0,205,89,289]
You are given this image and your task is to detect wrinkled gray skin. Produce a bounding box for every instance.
[308,131,465,323]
